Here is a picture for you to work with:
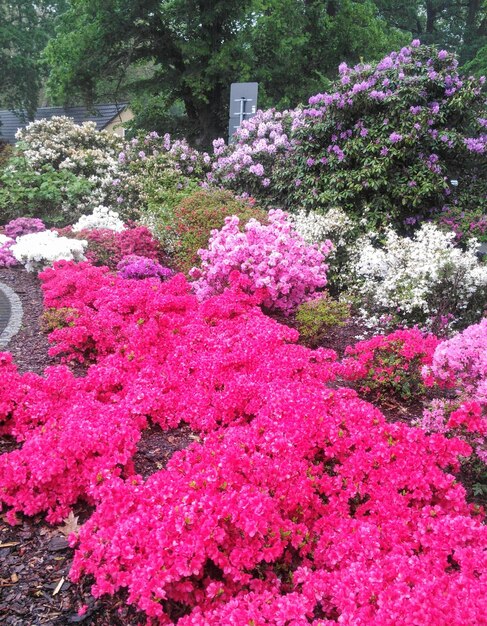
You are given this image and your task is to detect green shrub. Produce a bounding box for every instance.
[164,188,268,274]
[295,295,350,347]
[131,152,201,230]
[0,156,92,225]
[0,143,13,170]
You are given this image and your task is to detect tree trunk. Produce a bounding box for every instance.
[425,0,438,36]
[184,85,226,149]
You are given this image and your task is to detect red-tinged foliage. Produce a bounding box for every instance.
[58,224,164,269]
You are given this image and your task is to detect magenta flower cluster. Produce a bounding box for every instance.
[190,209,332,315]
[336,328,440,401]
[4,217,46,239]
[0,261,486,624]
[116,255,174,281]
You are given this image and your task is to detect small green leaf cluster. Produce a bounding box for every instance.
[295,295,350,348]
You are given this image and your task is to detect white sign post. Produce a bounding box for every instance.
[228,82,258,143]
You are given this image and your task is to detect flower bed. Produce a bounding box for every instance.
[0,260,486,624]
[0,39,486,626]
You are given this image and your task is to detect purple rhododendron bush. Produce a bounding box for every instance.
[211,43,487,241]
[1,261,486,625]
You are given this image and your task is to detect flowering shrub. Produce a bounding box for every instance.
[439,202,487,243]
[70,390,484,624]
[11,230,87,272]
[290,208,353,247]
[120,131,211,180]
[164,189,267,273]
[337,328,440,401]
[210,108,300,201]
[290,208,356,293]
[0,157,93,225]
[191,210,332,315]
[114,132,210,228]
[72,206,125,232]
[4,217,45,238]
[420,319,487,465]
[0,236,17,267]
[62,224,163,269]
[16,116,123,172]
[211,44,487,237]
[348,223,487,331]
[0,368,144,523]
[117,255,173,280]
[10,117,131,220]
[128,152,201,237]
[0,261,486,624]
[424,318,487,398]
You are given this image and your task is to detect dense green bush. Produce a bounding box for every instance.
[0,156,92,225]
[0,143,13,170]
[164,188,267,274]
[295,294,350,348]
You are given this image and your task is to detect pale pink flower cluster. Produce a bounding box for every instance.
[426,318,487,399]
[190,210,332,315]
[421,318,487,461]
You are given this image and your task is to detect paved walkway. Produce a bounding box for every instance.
[0,281,23,348]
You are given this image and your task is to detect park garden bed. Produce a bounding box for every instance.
[0,42,486,625]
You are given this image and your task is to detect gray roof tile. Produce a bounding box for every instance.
[0,103,128,143]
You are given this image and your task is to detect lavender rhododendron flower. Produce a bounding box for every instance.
[4,217,45,239]
[117,255,173,280]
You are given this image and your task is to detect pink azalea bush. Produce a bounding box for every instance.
[70,393,483,624]
[0,262,486,623]
[423,318,487,398]
[190,209,332,315]
[420,318,487,463]
[336,328,440,401]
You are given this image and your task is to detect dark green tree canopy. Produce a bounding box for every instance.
[44,0,407,146]
[374,0,487,62]
[0,0,66,117]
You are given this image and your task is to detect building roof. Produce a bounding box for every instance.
[0,103,128,144]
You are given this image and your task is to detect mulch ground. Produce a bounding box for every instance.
[0,267,484,624]
[0,268,56,375]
